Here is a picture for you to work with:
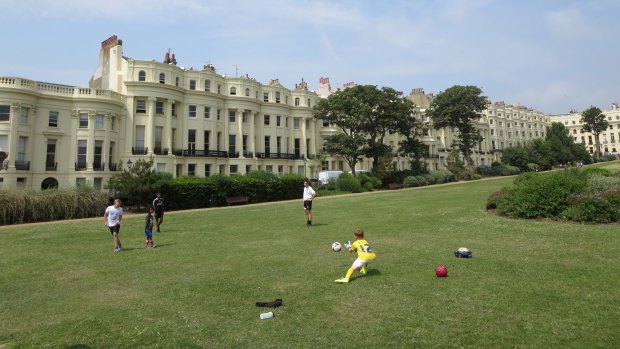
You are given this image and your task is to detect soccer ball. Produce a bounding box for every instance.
[331,242,342,252]
[455,247,472,258]
[435,265,448,277]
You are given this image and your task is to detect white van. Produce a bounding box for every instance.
[318,170,343,185]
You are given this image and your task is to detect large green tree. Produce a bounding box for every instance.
[580,106,609,161]
[545,122,590,166]
[313,85,417,176]
[427,85,488,164]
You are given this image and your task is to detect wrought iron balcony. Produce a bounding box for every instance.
[153,147,169,155]
[172,148,228,157]
[109,163,118,171]
[75,161,87,171]
[131,146,148,155]
[93,161,105,171]
[45,161,57,171]
[15,160,30,170]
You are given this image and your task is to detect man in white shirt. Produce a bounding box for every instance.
[303,180,317,227]
[104,199,123,252]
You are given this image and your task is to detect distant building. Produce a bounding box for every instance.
[548,103,620,156]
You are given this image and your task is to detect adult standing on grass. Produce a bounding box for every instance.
[104,198,123,252]
[153,192,165,232]
[303,179,316,227]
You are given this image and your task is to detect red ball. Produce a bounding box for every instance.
[435,265,448,277]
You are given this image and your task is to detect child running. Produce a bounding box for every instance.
[335,228,376,283]
[144,206,157,248]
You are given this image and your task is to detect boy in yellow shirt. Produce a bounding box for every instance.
[335,228,376,283]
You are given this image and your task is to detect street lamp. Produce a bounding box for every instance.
[126,159,133,169]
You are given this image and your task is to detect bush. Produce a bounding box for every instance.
[335,172,363,193]
[562,192,619,223]
[383,170,416,187]
[429,169,454,183]
[581,167,611,177]
[486,191,503,210]
[585,175,620,194]
[403,176,421,187]
[495,169,587,218]
[356,173,382,191]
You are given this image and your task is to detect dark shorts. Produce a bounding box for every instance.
[155,210,164,219]
[304,200,313,211]
[108,224,120,234]
[145,228,152,238]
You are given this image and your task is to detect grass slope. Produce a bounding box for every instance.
[0,177,619,348]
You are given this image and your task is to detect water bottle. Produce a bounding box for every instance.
[260,311,274,320]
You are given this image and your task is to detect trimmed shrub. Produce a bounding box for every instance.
[562,191,619,223]
[403,176,421,187]
[495,169,587,218]
[335,172,363,193]
[585,175,620,194]
[486,191,503,210]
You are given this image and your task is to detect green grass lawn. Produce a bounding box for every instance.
[1,177,619,348]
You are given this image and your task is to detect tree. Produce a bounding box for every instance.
[580,106,609,161]
[525,138,553,170]
[313,85,417,176]
[545,122,590,166]
[427,85,488,164]
[501,144,530,171]
[105,157,173,209]
[396,110,428,174]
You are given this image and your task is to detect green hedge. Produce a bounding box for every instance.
[160,172,305,210]
[0,187,107,226]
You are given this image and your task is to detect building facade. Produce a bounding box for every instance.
[0,36,323,190]
[1,35,605,191]
[548,103,620,156]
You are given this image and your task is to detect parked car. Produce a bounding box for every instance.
[318,170,343,185]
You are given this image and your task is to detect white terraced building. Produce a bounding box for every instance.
[0,35,592,191]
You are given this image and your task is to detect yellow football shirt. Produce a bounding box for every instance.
[352,239,376,261]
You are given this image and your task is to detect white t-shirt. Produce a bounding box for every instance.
[303,186,316,201]
[105,205,123,227]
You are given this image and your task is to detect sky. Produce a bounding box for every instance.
[1,0,619,115]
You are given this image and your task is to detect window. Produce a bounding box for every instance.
[204,106,211,119]
[276,92,281,103]
[156,101,164,114]
[136,100,146,113]
[1,105,13,122]
[242,112,248,123]
[138,70,146,81]
[189,79,196,90]
[295,98,300,106]
[229,135,236,155]
[294,118,300,129]
[95,114,104,129]
[94,178,103,190]
[187,164,196,176]
[229,111,236,122]
[205,80,211,92]
[109,142,115,166]
[171,103,177,117]
[307,98,311,107]
[17,178,26,189]
[110,116,115,130]
[188,105,197,118]
[49,111,58,127]
[263,92,269,102]
[264,115,270,126]
[204,131,210,150]
[230,165,238,174]
[175,77,180,87]
[230,87,237,95]
[20,107,29,124]
[77,140,87,166]
[79,113,89,128]
[159,73,165,83]
[135,126,145,149]
[0,135,8,154]
[217,84,221,94]
[277,116,281,126]
[277,136,282,154]
[188,129,196,154]
[94,140,103,169]
[217,109,221,120]
[204,164,211,177]
[245,88,250,96]
[264,136,271,154]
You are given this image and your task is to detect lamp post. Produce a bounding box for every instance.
[126,159,133,169]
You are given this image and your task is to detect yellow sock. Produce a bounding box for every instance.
[361,266,367,272]
[344,268,354,280]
